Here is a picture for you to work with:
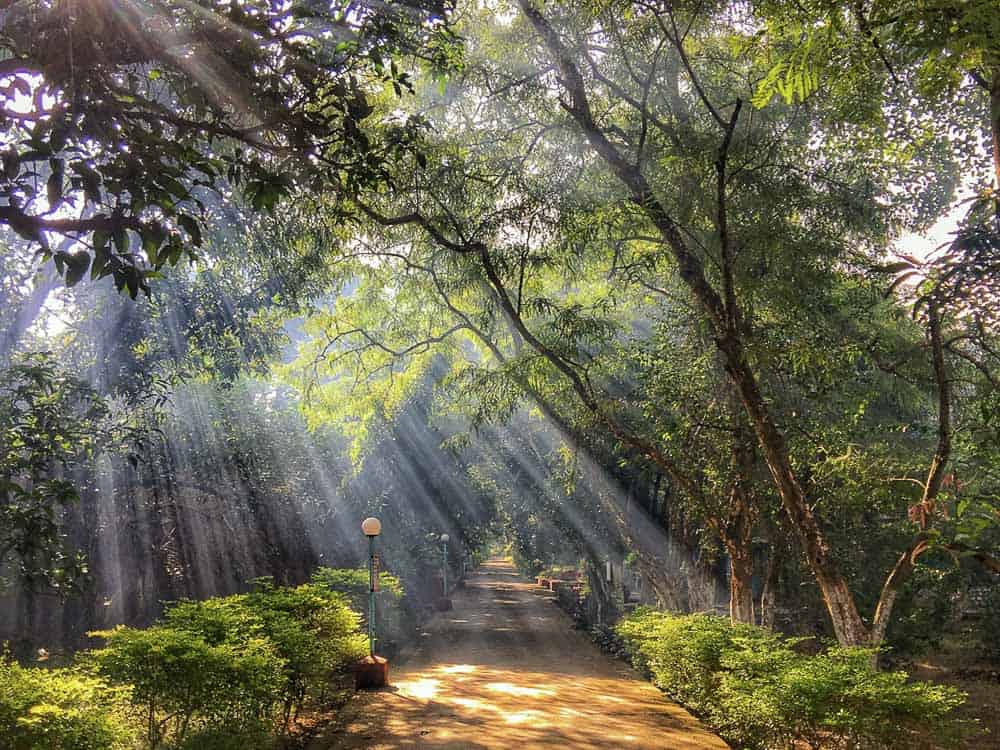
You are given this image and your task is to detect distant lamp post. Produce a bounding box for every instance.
[435,533,453,611]
[440,534,450,597]
[355,517,388,689]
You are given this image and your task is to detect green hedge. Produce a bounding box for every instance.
[0,656,135,750]
[2,580,374,750]
[88,582,366,748]
[617,610,970,750]
[0,581,368,750]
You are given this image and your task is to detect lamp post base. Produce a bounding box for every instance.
[354,655,389,689]
[434,596,453,611]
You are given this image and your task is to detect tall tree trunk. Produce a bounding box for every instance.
[871,302,952,644]
[990,67,1000,190]
[715,335,872,644]
[585,559,615,625]
[723,393,757,625]
[760,541,782,630]
[728,545,755,624]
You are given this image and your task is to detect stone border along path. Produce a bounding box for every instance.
[311,558,730,749]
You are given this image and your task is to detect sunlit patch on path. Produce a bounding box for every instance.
[311,559,728,749]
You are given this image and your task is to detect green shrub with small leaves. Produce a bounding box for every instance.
[87,581,366,748]
[87,625,283,749]
[0,655,134,750]
[242,581,367,720]
[160,582,366,729]
[617,610,970,749]
[617,609,785,714]
[168,725,274,750]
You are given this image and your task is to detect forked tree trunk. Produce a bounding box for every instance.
[728,546,755,625]
[714,334,873,645]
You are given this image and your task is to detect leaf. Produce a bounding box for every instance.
[125,271,140,299]
[49,124,70,152]
[3,150,19,180]
[46,159,64,207]
[73,163,102,204]
[178,214,202,246]
[64,251,91,287]
[91,240,111,280]
[113,228,129,253]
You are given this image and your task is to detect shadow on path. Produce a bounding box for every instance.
[310,559,729,749]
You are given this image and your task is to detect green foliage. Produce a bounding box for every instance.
[168,726,274,750]
[536,565,579,580]
[0,655,134,750]
[240,581,367,713]
[618,610,970,749]
[980,586,1000,664]
[310,568,405,602]
[87,625,283,748]
[0,0,450,294]
[88,582,366,748]
[885,566,963,657]
[0,354,130,590]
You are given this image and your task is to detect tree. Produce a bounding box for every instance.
[0,354,127,590]
[284,0,998,645]
[0,0,452,294]
[753,0,999,188]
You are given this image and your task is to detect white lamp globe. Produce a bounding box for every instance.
[440,534,449,543]
[361,517,382,537]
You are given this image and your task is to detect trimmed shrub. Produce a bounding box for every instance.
[0,655,133,750]
[617,610,969,749]
[88,581,366,748]
[161,582,366,727]
[169,725,274,750]
[87,625,283,748]
[241,581,367,719]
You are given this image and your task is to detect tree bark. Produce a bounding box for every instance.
[714,334,872,644]
[728,544,755,624]
[760,542,781,629]
[871,302,952,643]
[721,487,755,624]
[989,67,1000,190]
[723,394,757,624]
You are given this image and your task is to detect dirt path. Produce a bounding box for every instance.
[311,559,728,750]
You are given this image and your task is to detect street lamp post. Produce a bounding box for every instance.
[356,517,388,689]
[434,533,453,611]
[440,534,449,598]
[361,516,381,656]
